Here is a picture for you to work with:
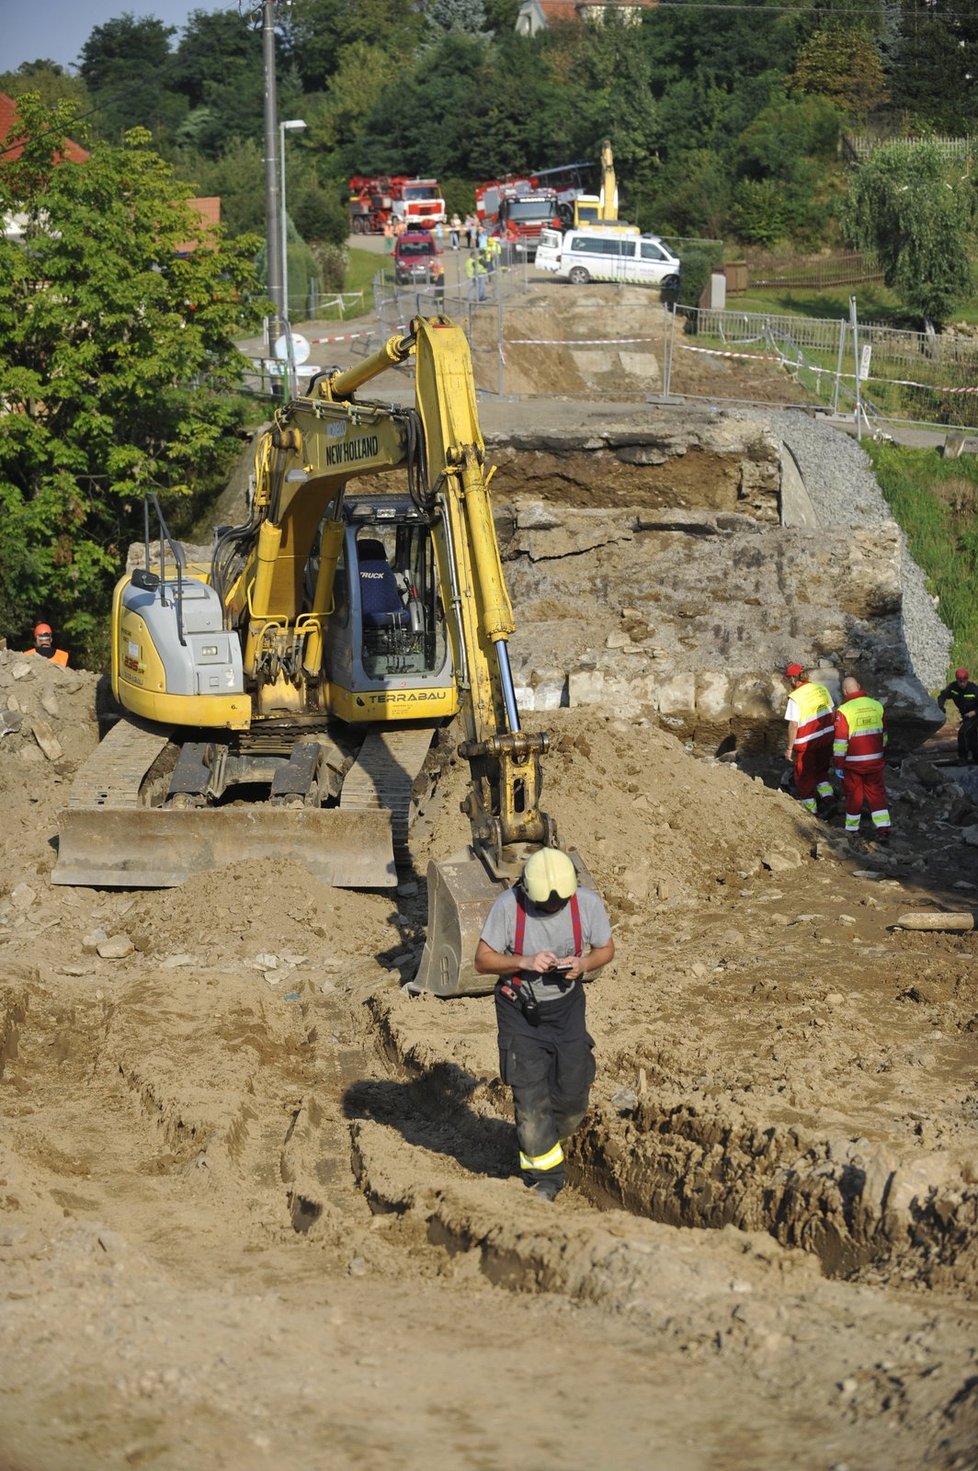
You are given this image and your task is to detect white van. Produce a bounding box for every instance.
[535,226,680,289]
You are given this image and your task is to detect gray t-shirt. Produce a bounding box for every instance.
[480,886,613,1004]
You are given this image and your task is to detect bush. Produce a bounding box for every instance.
[661,237,724,313]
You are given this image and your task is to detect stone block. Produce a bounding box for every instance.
[731,673,780,720]
[695,671,732,722]
[567,669,605,707]
[656,672,696,718]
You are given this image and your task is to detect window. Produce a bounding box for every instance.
[571,236,623,255]
[641,241,667,261]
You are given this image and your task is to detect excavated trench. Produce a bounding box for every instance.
[359,996,978,1296]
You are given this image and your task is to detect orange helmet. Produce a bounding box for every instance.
[34,622,53,637]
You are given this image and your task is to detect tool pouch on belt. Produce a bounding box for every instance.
[499,979,540,1026]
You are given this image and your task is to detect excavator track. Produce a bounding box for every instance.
[339,727,435,863]
[66,714,172,810]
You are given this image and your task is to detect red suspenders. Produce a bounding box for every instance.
[502,891,583,1006]
[513,892,582,958]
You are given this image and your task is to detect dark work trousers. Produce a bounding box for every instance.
[959,716,978,762]
[495,982,596,1191]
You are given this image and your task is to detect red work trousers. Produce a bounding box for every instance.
[842,765,890,831]
[793,737,833,801]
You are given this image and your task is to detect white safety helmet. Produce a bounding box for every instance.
[523,848,578,906]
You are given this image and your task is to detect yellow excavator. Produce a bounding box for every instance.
[572,139,623,228]
[54,316,570,995]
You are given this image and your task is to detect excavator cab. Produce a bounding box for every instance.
[317,496,456,724]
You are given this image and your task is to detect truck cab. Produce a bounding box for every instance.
[394,180,446,231]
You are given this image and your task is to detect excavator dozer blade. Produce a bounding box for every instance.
[412,852,507,997]
[53,805,397,890]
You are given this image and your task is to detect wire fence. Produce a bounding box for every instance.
[241,258,978,434]
[743,251,883,290]
[673,307,978,430]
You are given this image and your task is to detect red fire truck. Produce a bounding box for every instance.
[348,176,399,234]
[392,178,446,232]
[474,176,564,258]
[348,176,446,234]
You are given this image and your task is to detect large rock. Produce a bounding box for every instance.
[492,412,943,754]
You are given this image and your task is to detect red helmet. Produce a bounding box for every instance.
[784,662,805,679]
[956,667,969,681]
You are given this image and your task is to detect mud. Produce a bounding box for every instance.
[3,287,978,1469]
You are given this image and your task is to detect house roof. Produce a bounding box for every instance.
[525,0,656,19]
[174,197,222,256]
[0,92,89,164]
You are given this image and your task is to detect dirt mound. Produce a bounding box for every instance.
[418,709,814,911]
[121,858,397,967]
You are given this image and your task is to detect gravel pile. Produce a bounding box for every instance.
[758,410,952,691]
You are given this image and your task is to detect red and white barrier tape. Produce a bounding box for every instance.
[307,329,376,345]
[679,343,784,363]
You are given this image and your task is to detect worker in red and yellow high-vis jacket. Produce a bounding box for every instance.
[783,661,835,815]
[833,674,890,842]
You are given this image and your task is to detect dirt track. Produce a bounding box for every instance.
[3,290,978,1471]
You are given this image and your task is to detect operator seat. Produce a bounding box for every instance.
[356,538,409,629]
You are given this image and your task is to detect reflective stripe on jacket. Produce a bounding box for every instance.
[792,681,834,747]
[834,693,887,770]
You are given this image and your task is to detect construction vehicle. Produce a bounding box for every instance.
[54,317,570,997]
[569,139,620,228]
[347,176,446,234]
[392,178,446,232]
[348,175,399,234]
[474,177,562,258]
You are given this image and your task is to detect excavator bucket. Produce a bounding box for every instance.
[412,848,598,998]
[412,852,506,997]
[53,806,397,889]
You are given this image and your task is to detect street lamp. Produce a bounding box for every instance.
[280,118,306,328]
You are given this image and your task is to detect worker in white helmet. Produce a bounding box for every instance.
[474,848,614,1201]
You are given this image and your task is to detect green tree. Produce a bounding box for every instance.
[843,139,975,325]
[790,26,888,116]
[0,95,262,660]
[735,93,843,240]
[0,60,89,109]
[466,34,565,177]
[484,0,520,32]
[542,11,660,195]
[889,0,978,133]
[167,9,276,157]
[357,33,490,176]
[172,137,266,237]
[78,14,186,144]
[285,0,423,90]
[424,0,490,41]
[305,41,400,173]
